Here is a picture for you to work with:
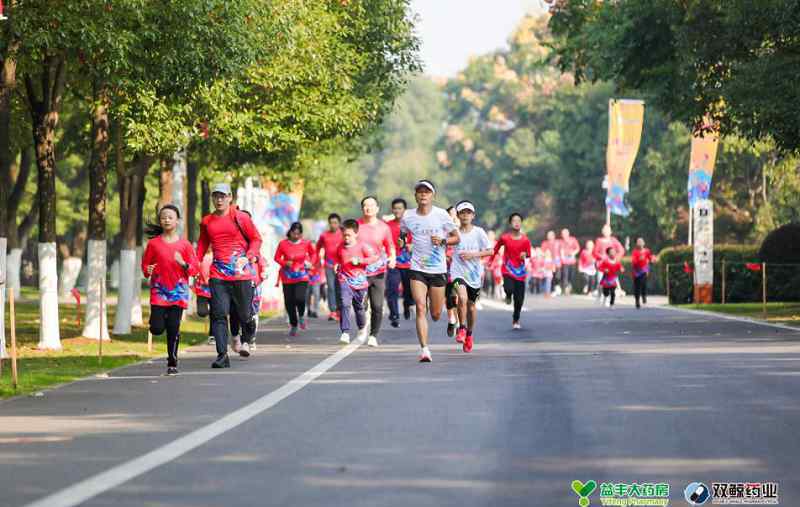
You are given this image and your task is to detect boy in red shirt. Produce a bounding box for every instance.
[598,246,625,308]
[336,219,378,345]
[631,237,656,309]
[316,213,343,321]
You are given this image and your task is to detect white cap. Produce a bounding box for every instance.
[456,201,475,213]
[414,179,436,193]
[211,183,231,195]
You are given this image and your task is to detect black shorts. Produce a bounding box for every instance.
[448,278,480,306]
[408,270,447,288]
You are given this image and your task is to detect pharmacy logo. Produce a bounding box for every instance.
[684,482,710,505]
[572,480,598,507]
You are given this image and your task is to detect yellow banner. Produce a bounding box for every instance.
[687,117,719,207]
[605,99,644,216]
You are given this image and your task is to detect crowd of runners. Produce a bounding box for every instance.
[139,179,657,374]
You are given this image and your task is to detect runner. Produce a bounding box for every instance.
[593,224,625,300]
[197,183,263,369]
[598,246,624,308]
[482,230,497,298]
[357,196,395,347]
[336,219,378,344]
[540,230,561,296]
[142,204,200,375]
[400,180,459,362]
[444,205,460,338]
[631,237,656,309]
[542,249,556,298]
[492,213,532,329]
[194,250,213,344]
[559,228,580,295]
[316,214,343,321]
[578,240,597,295]
[448,200,492,353]
[306,257,322,318]
[385,198,414,327]
[530,247,545,295]
[274,221,317,336]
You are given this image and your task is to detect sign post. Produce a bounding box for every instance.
[693,199,714,304]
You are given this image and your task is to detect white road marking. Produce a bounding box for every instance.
[21,341,362,507]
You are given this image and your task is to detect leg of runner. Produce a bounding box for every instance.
[386,267,401,327]
[325,266,338,320]
[149,305,183,374]
[338,283,357,344]
[231,280,256,357]
[412,278,446,362]
[455,282,469,345]
[296,282,309,330]
[511,278,525,328]
[445,281,459,338]
[633,274,643,308]
[465,292,478,353]
[209,279,232,368]
[283,283,300,335]
[401,268,413,320]
[502,275,514,306]
[366,274,385,347]
[228,304,242,354]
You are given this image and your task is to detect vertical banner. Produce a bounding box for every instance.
[693,199,714,304]
[606,99,645,216]
[687,119,719,208]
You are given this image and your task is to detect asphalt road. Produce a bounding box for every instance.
[2,294,799,507]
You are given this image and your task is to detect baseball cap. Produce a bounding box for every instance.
[211,183,231,195]
[414,179,436,193]
[455,201,475,213]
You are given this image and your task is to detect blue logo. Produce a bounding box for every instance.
[684,482,710,505]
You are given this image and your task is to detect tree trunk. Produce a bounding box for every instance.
[201,179,210,218]
[187,160,198,242]
[5,146,31,301]
[118,152,151,330]
[82,239,110,340]
[159,157,173,211]
[0,237,6,358]
[25,55,66,350]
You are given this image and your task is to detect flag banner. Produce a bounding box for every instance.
[687,117,720,208]
[606,99,645,216]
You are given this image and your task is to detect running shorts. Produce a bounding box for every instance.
[408,270,447,288]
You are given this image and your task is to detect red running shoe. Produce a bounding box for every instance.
[455,327,466,344]
[333,311,340,322]
[463,334,473,353]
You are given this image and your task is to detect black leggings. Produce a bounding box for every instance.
[503,276,526,322]
[603,286,616,306]
[283,282,308,327]
[150,305,183,367]
[633,274,648,305]
[367,274,385,336]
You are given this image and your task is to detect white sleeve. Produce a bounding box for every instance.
[441,210,456,232]
[478,228,490,250]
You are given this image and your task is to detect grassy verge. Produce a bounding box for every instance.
[678,302,800,327]
[1,300,210,398]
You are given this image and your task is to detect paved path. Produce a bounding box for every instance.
[2,294,799,506]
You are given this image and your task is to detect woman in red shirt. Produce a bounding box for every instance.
[598,246,625,308]
[492,213,532,329]
[274,221,317,336]
[631,237,656,309]
[142,205,200,375]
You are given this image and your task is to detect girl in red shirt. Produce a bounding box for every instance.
[598,246,625,308]
[631,237,656,308]
[578,240,598,295]
[274,221,317,336]
[491,213,533,329]
[141,205,200,375]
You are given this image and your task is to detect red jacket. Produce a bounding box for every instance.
[197,207,262,281]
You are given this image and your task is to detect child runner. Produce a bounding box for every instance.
[542,249,555,298]
[541,230,561,296]
[492,213,532,329]
[593,224,625,299]
[316,214,343,321]
[448,201,493,352]
[274,221,317,336]
[401,179,459,362]
[142,205,199,375]
[445,205,460,338]
[598,247,624,308]
[385,198,414,327]
[531,247,545,295]
[631,237,656,309]
[336,219,378,344]
[357,196,396,347]
[578,240,598,295]
[559,228,580,295]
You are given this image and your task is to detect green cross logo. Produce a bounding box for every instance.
[571,480,597,507]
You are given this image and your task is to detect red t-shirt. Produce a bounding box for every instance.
[337,241,378,290]
[541,239,562,267]
[598,259,623,288]
[493,232,532,281]
[631,248,654,276]
[593,235,625,263]
[560,236,580,265]
[142,236,199,308]
[274,239,317,284]
[356,218,393,276]
[386,218,412,270]
[316,229,343,268]
[197,208,263,281]
[578,249,596,272]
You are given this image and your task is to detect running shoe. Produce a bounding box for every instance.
[356,328,368,344]
[239,342,251,358]
[328,313,336,322]
[299,318,307,330]
[447,322,456,338]
[166,366,179,376]
[390,319,399,328]
[339,332,351,344]
[207,336,215,345]
[505,294,512,305]
[603,297,611,308]
[512,321,521,330]
[333,311,341,322]
[289,326,298,337]
[367,335,379,347]
[456,327,466,344]
[231,335,242,353]
[463,334,473,353]
[211,354,230,369]
[419,347,432,363]
[404,307,411,320]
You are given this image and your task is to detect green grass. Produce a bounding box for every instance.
[1,299,210,398]
[678,302,800,326]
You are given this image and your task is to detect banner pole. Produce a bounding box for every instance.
[721,260,726,305]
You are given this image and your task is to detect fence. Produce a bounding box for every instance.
[664,261,800,308]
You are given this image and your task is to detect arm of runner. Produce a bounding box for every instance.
[445,228,460,246]
[274,241,286,267]
[238,212,263,262]
[362,244,379,266]
[142,242,156,278]
[182,242,201,278]
[196,220,209,259]
[305,240,317,269]
[384,228,396,268]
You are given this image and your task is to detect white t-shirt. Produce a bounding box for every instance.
[400,206,457,274]
[449,226,490,288]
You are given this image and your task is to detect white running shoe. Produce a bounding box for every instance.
[231,335,242,353]
[339,332,351,344]
[239,341,251,358]
[603,297,611,308]
[475,301,484,310]
[419,346,432,363]
[512,322,522,330]
[367,335,379,347]
[207,336,215,345]
[356,328,368,344]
